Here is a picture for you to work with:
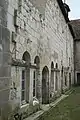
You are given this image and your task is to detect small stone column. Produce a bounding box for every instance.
[57,71,61,92]
[29,68,33,106]
[67,72,69,89]
[38,69,42,104]
[54,71,56,91]
[51,70,54,93]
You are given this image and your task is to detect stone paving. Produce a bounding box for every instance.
[24,94,69,120]
[37,87,80,120]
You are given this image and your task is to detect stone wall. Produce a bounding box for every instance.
[74,41,80,71]
[74,40,80,84]
[5,0,74,119]
[0,0,11,119]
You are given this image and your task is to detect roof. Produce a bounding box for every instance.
[57,0,70,22]
[70,19,80,40]
[57,0,75,38]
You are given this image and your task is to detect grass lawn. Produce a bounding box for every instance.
[38,87,80,120]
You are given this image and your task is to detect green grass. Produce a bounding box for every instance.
[38,87,80,120]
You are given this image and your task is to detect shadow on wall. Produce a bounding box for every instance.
[0,0,11,119]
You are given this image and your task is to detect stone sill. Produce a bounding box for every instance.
[20,103,29,109]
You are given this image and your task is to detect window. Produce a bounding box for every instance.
[22,51,31,104]
[33,70,36,97]
[21,70,26,101]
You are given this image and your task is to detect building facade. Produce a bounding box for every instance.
[0,0,74,119]
[70,20,80,85]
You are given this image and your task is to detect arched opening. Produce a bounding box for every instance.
[51,62,54,69]
[21,51,31,104]
[22,51,31,65]
[33,56,40,99]
[55,63,58,91]
[34,56,40,68]
[51,62,54,93]
[55,63,58,69]
[42,66,49,104]
[69,73,71,88]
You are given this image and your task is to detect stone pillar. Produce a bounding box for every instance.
[51,70,54,92]
[36,69,39,98]
[29,68,33,106]
[63,71,65,90]
[39,69,42,104]
[61,70,63,93]
[58,71,61,92]
[36,69,42,102]
[54,71,56,91]
[67,72,69,88]
[54,71,58,91]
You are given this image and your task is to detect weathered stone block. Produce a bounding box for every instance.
[1,103,12,120]
[0,89,10,107]
[0,77,10,90]
[2,27,10,52]
[0,25,2,44]
[0,0,8,10]
[2,53,11,65]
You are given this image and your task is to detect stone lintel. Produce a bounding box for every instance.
[11,58,37,68]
